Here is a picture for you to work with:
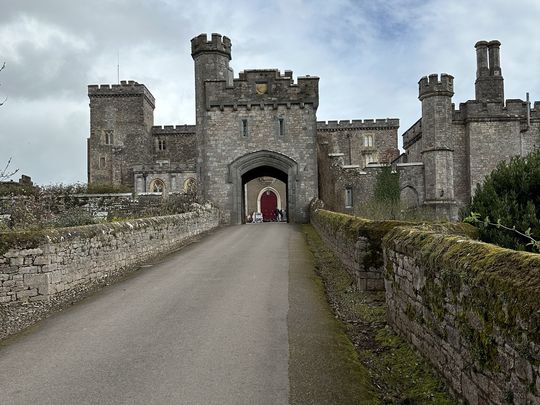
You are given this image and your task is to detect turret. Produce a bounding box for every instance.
[475,40,504,102]
[418,74,456,217]
[419,74,454,149]
[191,33,233,119]
[191,33,234,199]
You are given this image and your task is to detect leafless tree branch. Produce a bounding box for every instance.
[0,157,19,181]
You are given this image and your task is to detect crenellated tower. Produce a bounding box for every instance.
[191,33,233,198]
[87,81,155,188]
[474,40,504,102]
[418,73,457,218]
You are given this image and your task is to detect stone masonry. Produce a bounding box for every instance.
[397,40,540,219]
[87,33,399,223]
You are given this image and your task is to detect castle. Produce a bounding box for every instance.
[87,34,539,223]
[397,40,540,219]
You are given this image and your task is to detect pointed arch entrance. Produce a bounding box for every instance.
[228,150,298,224]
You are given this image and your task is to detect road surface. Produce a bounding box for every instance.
[0,224,372,404]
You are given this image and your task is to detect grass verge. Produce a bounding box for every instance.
[302,224,456,404]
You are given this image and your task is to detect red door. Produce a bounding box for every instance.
[261,190,277,222]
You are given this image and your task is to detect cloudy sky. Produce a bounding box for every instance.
[1,0,540,185]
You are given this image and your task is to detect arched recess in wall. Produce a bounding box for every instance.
[256,186,282,212]
[228,150,298,224]
[400,185,419,209]
[150,178,165,193]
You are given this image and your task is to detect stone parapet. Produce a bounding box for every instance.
[317,118,399,131]
[0,207,220,339]
[204,69,319,110]
[88,80,155,108]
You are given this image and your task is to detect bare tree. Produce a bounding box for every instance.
[0,63,16,181]
[0,157,18,181]
[0,62,6,106]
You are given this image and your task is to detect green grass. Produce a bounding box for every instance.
[302,224,457,404]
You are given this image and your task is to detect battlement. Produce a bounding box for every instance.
[204,69,319,109]
[317,118,399,131]
[418,74,454,100]
[402,119,422,150]
[88,80,155,107]
[151,125,196,135]
[454,98,540,122]
[191,33,231,60]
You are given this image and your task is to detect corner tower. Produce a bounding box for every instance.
[87,81,155,187]
[419,74,457,219]
[474,40,504,102]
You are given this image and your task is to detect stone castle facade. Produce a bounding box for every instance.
[87,34,536,223]
[87,33,398,223]
[396,40,540,219]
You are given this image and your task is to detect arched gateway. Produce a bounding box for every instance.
[228,150,298,224]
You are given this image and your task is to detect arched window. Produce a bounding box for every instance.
[364,134,374,148]
[183,177,196,193]
[150,178,165,193]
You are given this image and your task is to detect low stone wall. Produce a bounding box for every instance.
[0,206,219,339]
[383,227,540,404]
[310,208,412,291]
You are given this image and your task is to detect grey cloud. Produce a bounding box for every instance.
[1,0,540,184]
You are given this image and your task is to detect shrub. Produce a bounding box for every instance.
[464,150,540,252]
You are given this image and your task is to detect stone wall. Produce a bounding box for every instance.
[383,227,540,404]
[310,208,411,291]
[0,206,219,339]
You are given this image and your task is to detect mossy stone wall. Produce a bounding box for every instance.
[383,227,540,404]
[310,208,415,291]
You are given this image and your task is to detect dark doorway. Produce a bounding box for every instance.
[241,165,288,224]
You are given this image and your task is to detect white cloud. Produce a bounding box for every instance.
[1,0,540,184]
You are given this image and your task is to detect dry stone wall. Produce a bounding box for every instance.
[310,208,411,291]
[0,206,219,339]
[383,227,540,404]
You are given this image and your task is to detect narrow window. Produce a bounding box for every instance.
[364,134,374,148]
[345,187,353,208]
[278,118,285,136]
[99,157,106,169]
[242,119,248,137]
[104,130,113,145]
[158,139,166,151]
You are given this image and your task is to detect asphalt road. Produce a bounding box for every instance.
[0,224,372,405]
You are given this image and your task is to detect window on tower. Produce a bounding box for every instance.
[158,139,166,151]
[364,134,374,148]
[345,187,353,208]
[104,130,113,145]
[241,119,249,137]
[278,118,285,136]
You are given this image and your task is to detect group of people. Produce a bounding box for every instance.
[246,208,286,223]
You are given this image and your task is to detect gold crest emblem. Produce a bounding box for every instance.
[256,83,268,94]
